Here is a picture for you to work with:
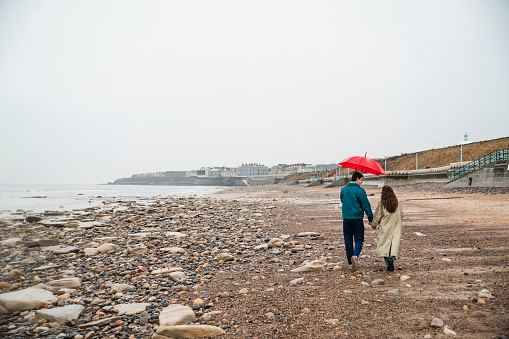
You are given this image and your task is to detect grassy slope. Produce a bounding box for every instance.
[280,137,509,182]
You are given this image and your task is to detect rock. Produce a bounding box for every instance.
[471,311,487,318]
[371,279,385,286]
[431,318,444,328]
[301,307,310,314]
[477,299,486,305]
[84,248,99,256]
[35,304,84,325]
[441,258,452,262]
[46,278,81,290]
[165,232,188,238]
[478,289,493,299]
[159,304,196,326]
[325,319,339,326]
[128,244,148,254]
[444,327,457,336]
[290,260,323,272]
[9,269,23,280]
[290,277,304,285]
[387,288,399,294]
[53,246,80,255]
[361,300,370,305]
[140,311,150,324]
[0,282,11,290]
[97,243,118,253]
[113,303,150,315]
[169,271,186,281]
[26,216,43,223]
[266,312,275,320]
[127,215,142,223]
[414,232,426,236]
[238,288,249,294]
[297,232,320,237]
[34,326,50,332]
[84,241,100,248]
[0,288,57,314]
[78,316,120,329]
[108,283,135,293]
[400,275,411,281]
[214,253,234,261]
[462,305,468,311]
[161,247,186,254]
[254,244,269,251]
[27,239,60,247]
[268,238,282,244]
[1,237,22,246]
[151,267,184,275]
[192,298,205,307]
[156,325,225,338]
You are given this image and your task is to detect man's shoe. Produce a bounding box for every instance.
[351,256,358,273]
[387,257,394,271]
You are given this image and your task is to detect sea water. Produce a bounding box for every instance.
[0,184,223,214]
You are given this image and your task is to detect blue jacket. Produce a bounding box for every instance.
[340,182,373,222]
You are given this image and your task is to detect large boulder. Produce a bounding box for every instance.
[35,304,84,324]
[159,304,196,326]
[0,288,57,314]
[156,325,225,338]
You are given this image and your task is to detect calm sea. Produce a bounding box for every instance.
[0,184,223,214]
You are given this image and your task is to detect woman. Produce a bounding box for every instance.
[371,185,403,271]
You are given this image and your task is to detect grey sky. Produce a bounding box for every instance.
[1,0,508,184]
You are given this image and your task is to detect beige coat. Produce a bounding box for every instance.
[371,201,403,258]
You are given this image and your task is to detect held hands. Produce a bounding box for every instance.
[369,222,377,230]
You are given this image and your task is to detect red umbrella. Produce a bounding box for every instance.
[339,155,386,176]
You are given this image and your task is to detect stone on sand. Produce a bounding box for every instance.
[113,303,150,315]
[0,288,57,314]
[35,304,85,324]
[97,243,118,253]
[431,318,444,328]
[46,278,81,290]
[156,325,225,338]
[290,260,323,272]
[159,304,196,326]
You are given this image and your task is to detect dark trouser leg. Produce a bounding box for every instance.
[343,219,354,265]
[352,219,365,258]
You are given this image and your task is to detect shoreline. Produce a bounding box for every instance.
[0,184,508,338]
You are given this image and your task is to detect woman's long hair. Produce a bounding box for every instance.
[381,185,398,213]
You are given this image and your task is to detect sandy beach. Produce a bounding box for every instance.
[0,184,508,338]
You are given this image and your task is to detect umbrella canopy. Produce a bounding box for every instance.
[339,156,386,176]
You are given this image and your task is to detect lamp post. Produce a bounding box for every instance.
[384,156,387,172]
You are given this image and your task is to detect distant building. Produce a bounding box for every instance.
[236,163,269,176]
[270,163,308,175]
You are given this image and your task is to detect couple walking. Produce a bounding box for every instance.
[340,172,403,272]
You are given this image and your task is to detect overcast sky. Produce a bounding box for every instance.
[1,0,508,184]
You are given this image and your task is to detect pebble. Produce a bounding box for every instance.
[431,318,444,328]
[371,279,385,286]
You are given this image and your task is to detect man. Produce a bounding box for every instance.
[340,171,373,272]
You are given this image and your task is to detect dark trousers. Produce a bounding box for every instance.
[343,218,365,265]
